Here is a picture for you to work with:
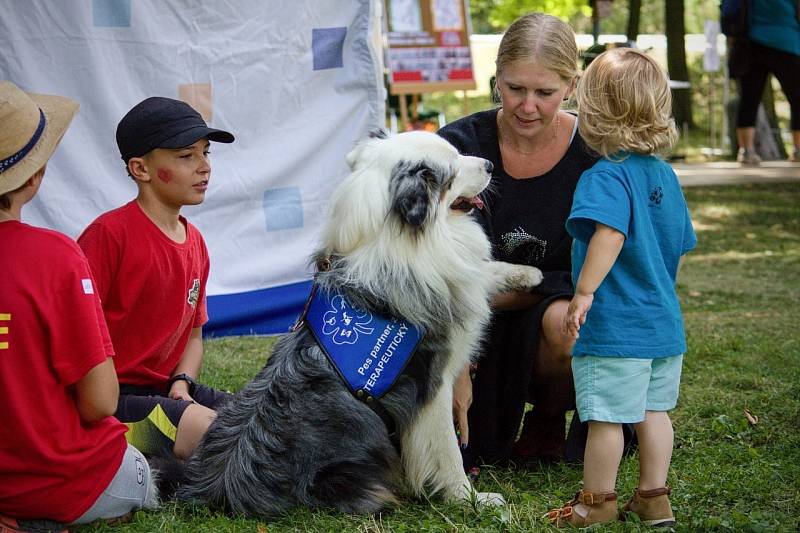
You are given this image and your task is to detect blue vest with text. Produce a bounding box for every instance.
[305,285,423,399]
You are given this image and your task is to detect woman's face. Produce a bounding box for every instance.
[497,60,573,139]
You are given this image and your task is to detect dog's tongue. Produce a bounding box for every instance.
[470,196,484,210]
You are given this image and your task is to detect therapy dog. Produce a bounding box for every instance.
[178,130,543,517]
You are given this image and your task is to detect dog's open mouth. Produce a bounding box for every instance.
[450,195,484,213]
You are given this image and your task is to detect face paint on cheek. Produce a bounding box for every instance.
[156,168,172,183]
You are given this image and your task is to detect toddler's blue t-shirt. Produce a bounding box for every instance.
[566,154,697,358]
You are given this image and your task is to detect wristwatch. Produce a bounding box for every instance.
[167,373,197,395]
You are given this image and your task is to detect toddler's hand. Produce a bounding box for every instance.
[565,293,593,338]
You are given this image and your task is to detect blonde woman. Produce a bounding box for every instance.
[545,48,696,528]
[438,12,601,470]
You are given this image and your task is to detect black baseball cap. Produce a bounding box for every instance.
[116,96,234,162]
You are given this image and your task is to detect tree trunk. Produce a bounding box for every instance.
[626,0,642,42]
[665,0,693,129]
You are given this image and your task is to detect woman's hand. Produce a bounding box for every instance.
[453,365,473,448]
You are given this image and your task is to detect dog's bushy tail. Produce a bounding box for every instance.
[147,452,187,502]
[309,448,400,514]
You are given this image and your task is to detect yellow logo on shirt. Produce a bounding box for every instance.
[0,313,10,350]
[187,279,201,308]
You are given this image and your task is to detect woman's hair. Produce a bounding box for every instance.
[494,13,579,91]
[576,47,677,158]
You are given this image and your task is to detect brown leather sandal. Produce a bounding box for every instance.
[620,486,675,527]
[544,489,618,528]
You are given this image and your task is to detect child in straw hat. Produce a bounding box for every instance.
[0,81,157,526]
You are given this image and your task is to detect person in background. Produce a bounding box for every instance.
[0,81,156,527]
[722,0,800,163]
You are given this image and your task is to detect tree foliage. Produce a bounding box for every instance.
[469,0,591,33]
[469,0,724,35]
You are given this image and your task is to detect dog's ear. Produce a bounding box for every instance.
[345,141,366,170]
[346,131,388,170]
[391,161,431,228]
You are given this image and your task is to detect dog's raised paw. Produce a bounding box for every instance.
[507,265,543,290]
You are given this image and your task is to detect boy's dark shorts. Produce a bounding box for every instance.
[116,383,233,427]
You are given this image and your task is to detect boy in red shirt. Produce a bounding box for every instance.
[78,97,235,459]
[0,81,156,526]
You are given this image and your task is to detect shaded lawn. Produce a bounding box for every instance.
[81,183,800,532]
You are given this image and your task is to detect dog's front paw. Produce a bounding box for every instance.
[506,265,543,290]
[449,485,507,508]
[475,491,506,507]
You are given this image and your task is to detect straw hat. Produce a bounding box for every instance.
[0,81,79,195]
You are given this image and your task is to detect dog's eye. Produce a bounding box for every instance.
[420,168,435,183]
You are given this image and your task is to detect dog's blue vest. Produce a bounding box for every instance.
[304,285,423,399]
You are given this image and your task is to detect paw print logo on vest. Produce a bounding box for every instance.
[649,186,664,206]
[323,294,375,345]
[501,226,547,264]
[187,279,201,307]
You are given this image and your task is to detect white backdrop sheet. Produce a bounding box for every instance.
[0,0,385,335]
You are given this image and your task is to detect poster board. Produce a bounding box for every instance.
[385,0,476,95]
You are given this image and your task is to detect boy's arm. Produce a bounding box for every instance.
[74,357,119,422]
[168,327,204,401]
[565,223,625,338]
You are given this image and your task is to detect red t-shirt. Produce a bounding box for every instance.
[78,201,209,389]
[0,221,127,523]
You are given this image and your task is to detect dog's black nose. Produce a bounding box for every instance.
[484,160,494,173]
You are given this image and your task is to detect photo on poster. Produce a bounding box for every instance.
[431,0,463,31]
[390,0,422,32]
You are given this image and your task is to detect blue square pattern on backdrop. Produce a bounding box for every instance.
[263,187,304,231]
[93,0,131,27]
[312,27,347,70]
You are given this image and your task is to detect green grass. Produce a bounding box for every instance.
[80,183,800,532]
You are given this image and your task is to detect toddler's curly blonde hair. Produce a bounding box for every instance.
[576,47,677,158]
